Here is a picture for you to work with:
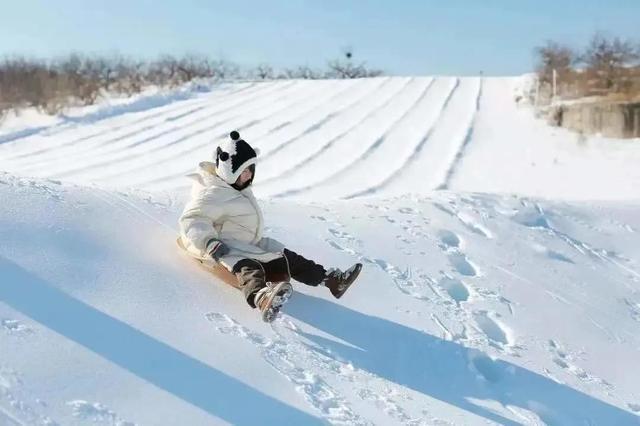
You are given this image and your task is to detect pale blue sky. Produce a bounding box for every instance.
[1,0,638,75]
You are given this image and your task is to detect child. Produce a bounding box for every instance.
[179,131,361,320]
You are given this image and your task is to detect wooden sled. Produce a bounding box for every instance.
[176,237,241,289]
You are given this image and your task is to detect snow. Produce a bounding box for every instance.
[1,77,639,425]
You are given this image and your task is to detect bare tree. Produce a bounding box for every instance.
[209,59,239,80]
[580,33,638,90]
[534,41,575,83]
[296,65,322,79]
[278,65,322,79]
[115,58,146,95]
[175,54,218,82]
[326,47,383,79]
[253,64,274,80]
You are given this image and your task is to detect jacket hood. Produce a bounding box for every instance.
[187,162,230,187]
[187,161,255,193]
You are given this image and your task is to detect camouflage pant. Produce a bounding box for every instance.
[232,248,326,307]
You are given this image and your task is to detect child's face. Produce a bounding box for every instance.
[236,167,254,186]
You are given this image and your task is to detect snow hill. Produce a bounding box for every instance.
[1,77,639,425]
[1,77,639,200]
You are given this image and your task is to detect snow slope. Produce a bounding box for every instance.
[1,77,639,200]
[1,78,640,425]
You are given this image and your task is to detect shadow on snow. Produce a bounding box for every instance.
[287,293,639,426]
[0,256,322,426]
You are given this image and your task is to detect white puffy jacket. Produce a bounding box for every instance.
[178,161,284,272]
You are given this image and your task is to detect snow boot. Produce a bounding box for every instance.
[323,263,362,299]
[254,281,293,322]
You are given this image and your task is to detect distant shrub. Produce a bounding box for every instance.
[326,48,383,79]
[533,33,640,104]
[534,41,576,86]
[252,64,275,80]
[0,49,384,118]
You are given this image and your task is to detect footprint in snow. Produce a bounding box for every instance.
[457,211,493,239]
[395,234,414,245]
[381,215,396,223]
[472,287,515,315]
[510,205,551,229]
[324,230,444,303]
[433,203,493,239]
[326,239,361,259]
[448,252,479,277]
[547,340,613,389]
[468,352,508,384]
[67,400,135,426]
[328,228,359,244]
[357,388,412,423]
[437,229,461,251]
[205,312,367,425]
[0,367,58,426]
[473,311,512,347]
[438,275,470,304]
[1,319,34,336]
[623,299,640,322]
[398,207,418,215]
[531,243,574,264]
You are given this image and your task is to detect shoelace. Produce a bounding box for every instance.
[255,287,270,307]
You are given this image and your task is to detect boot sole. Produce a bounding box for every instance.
[333,263,362,299]
[261,282,293,323]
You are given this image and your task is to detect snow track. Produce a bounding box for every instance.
[264,77,434,198]
[436,78,482,190]
[344,77,462,198]
[1,76,639,199]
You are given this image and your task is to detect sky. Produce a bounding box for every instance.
[1,0,638,76]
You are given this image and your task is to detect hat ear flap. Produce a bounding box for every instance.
[217,146,229,162]
[216,146,230,169]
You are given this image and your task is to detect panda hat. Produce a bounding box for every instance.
[214,131,257,185]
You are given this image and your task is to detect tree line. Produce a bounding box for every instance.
[534,33,640,103]
[0,50,382,118]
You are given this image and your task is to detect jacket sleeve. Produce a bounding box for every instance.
[179,187,225,256]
